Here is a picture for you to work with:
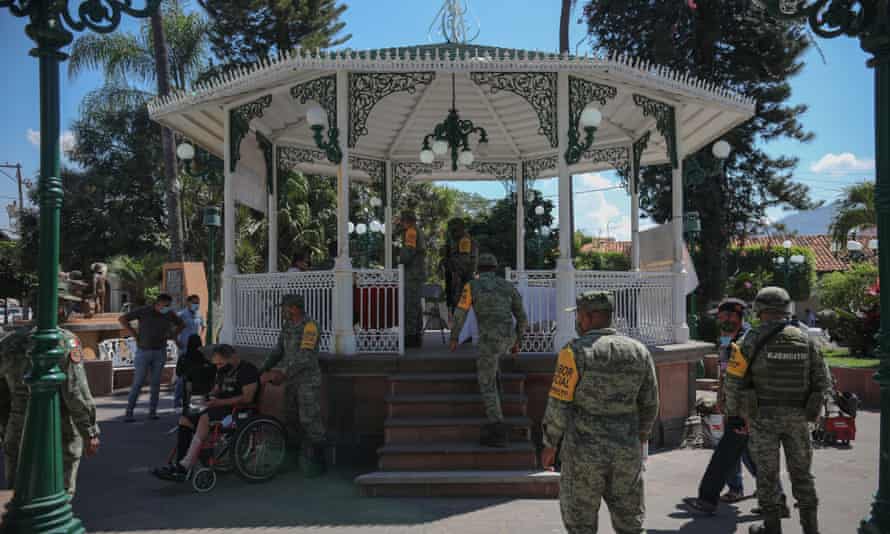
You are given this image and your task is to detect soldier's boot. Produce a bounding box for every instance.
[480,422,509,448]
[749,513,783,534]
[799,508,820,534]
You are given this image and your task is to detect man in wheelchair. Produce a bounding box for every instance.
[153,344,259,482]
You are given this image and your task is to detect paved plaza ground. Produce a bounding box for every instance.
[2,392,879,533]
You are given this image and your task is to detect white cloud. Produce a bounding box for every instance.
[577,172,613,190]
[810,152,874,175]
[26,129,76,154]
[26,129,40,146]
[575,189,624,239]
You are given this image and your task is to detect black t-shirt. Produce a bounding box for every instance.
[214,361,260,403]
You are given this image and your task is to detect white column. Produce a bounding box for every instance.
[630,142,641,271]
[220,106,238,344]
[672,112,689,344]
[267,144,279,273]
[384,160,394,270]
[555,71,576,349]
[516,163,526,272]
[333,70,356,354]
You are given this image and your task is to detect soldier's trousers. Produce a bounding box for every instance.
[404,276,423,338]
[560,438,645,534]
[477,338,511,423]
[4,417,83,496]
[749,412,818,515]
[284,363,326,445]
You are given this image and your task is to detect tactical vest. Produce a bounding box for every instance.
[568,330,649,419]
[748,322,813,409]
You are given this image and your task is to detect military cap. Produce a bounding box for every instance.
[566,290,614,313]
[716,297,747,316]
[279,294,305,309]
[753,286,791,314]
[477,253,498,268]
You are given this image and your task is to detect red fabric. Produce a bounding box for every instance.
[354,286,400,330]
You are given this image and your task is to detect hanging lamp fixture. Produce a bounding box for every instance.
[419,73,489,171]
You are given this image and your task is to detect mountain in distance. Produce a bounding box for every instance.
[774,202,838,236]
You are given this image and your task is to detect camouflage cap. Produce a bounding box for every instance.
[280,294,305,309]
[753,286,791,314]
[477,253,498,268]
[565,290,614,313]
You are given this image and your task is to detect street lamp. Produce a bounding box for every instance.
[306,104,342,164]
[203,207,221,344]
[535,204,545,216]
[176,141,213,178]
[684,211,702,338]
[773,240,805,297]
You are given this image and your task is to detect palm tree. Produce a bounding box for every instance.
[109,254,166,306]
[830,181,876,249]
[68,1,210,262]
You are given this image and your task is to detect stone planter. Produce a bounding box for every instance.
[830,366,880,409]
[83,359,113,397]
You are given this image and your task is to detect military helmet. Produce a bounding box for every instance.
[753,286,791,315]
[280,294,305,309]
[477,253,498,268]
[566,290,614,313]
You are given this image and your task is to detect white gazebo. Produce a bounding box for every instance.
[148,40,754,356]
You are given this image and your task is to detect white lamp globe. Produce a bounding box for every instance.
[176,142,195,161]
[775,256,785,265]
[459,149,475,167]
[370,196,382,208]
[348,222,355,234]
[848,240,864,252]
[790,254,805,265]
[432,139,449,156]
[476,139,490,158]
[535,205,545,216]
[356,223,367,235]
[306,105,326,127]
[869,239,879,251]
[782,240,792,250]
[712,140,731,160]
[541,226,551,237]
[580,105,602,129]
[419,149,435,164]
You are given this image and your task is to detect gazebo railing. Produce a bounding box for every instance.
[231,271,335,352]
[505,269,558,353]
[354,267,404,354]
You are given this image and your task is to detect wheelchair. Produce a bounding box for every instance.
[168,402,288,493]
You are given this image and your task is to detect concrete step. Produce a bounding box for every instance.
[384,416,531,444]
[355,470,560,498]
[696,378,720,392]
[386,393,527,418]
[377,442,538,471]
[387,373,525,396]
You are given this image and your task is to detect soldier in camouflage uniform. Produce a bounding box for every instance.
[725,287,830,534]
[0,294,100,496]
[260,294,326,476]
[449,253,526,447]
[441,218,477,313]
[398,210,426,348]
[541,290,659,534]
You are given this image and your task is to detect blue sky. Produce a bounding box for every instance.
[0,1,875,240]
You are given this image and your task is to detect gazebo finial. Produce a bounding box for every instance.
[429,0,480,44]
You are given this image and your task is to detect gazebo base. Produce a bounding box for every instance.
[355,470,561,498]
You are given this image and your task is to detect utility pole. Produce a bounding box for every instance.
[0,162,24,235]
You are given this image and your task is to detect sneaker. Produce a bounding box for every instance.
[151,464,187,482]
[752,501,791,518]
[682,497,717,515]
[721,490,745,503]
[148,412,160,420]
[124,412,135,423]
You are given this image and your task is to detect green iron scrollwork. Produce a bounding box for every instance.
[467,161,518,181]
[633,94,678,169]
[632,131,651,195]
[471,71,558,148]
[256,131,273,194]
[522,154,558,182]
[584,146,631,190]
[349,72,435,148]
[229,94,272,173]
[566,76,618,165]
[350,155,386,204]
[291,75,341,164]
[277,146,327,174]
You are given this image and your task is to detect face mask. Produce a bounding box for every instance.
[190,303,199,312]
[159,306,171,314]
[718,320,737,333]
[217,363,232,372]
[719,335,732,347]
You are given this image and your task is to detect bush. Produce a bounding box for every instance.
[574,251,631,271]
[818,263,878,312]
[725,269,774,302]
[727,244,817,301]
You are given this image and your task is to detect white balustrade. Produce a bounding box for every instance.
[353,266,404,354]
[97,338,178,368]
[506,269,558,353]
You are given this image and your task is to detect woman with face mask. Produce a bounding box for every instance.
[174,295,207,410]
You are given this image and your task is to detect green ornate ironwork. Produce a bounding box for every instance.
[566,76,618,165]
[421,73,489,172]
[467,161,518,181]
[631,131,651,196]
[229,94,272,172]
[522,154,558,182]
[583,146,631,189]
[750,3,890,533]
[0,1,161,532]
[290,75,341,164]
[633,94,678,169]
[349,72,435,148]
[349,155,386,205]
[471,71,559,148]
[277,145,327,173]
[255,131,274,194]
[393,160,445,182]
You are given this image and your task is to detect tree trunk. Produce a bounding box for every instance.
[150,10,185,262]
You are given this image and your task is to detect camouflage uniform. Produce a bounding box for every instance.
[542,291,659,534]
[725,287,830,534]
[451,254,526,433]
[442,218,477,311]
[261,295,325,447]
[0,327,99,496]
[398,211,426,346]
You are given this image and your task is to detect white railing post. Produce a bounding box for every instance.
[671,114,689,344]
[398,264,405,355]
[220,104,238,344]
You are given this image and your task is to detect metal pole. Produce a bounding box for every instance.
[207,225,215,345]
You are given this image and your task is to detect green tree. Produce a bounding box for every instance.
[279,172,338,269]
[818,263,879,313]
[0,241,37,308]
[580,1,818,302]
[829,181,875,248]
[108,253,166,306]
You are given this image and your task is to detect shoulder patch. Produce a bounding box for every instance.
[726,342,748,378]
[549,347,580,402]
[300,321,319,350]
[67,336,83,364]
[458,237,472,254]
[405,228,417,248]
[457,283,473,311]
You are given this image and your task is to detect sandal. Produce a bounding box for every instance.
[721,490,745,503]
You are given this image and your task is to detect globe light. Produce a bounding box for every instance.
[370,196,382,208]
[419,148,435,164]
[535,205,545,216]
[869,239,879,251]
[712,140,731,160]
[348,222,355,234]
[540,226,551,237]
[579,105,602,129]
[525,189,536,203]
[790,254,806,265]
[432,139,449,156]
[848,240,864,252]
[176,142,195,161]
[306,105,327,127]
[775,256,785,265]
[782,240,792,250]
[356,223,367,235]
[476,139,489,158]
[458,149,475,167]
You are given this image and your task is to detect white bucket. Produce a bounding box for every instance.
[707,414,725,441]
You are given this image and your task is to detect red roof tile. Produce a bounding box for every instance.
[733,235,876,273]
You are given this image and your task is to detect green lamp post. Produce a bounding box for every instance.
[203,206,221,345]
[0,1,161,532]
[753,2,889,532]
[683,211,701,339]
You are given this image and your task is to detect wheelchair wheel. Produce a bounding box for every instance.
[192,467,217,493]
[211,434,234,473]
[231,415,287,482]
